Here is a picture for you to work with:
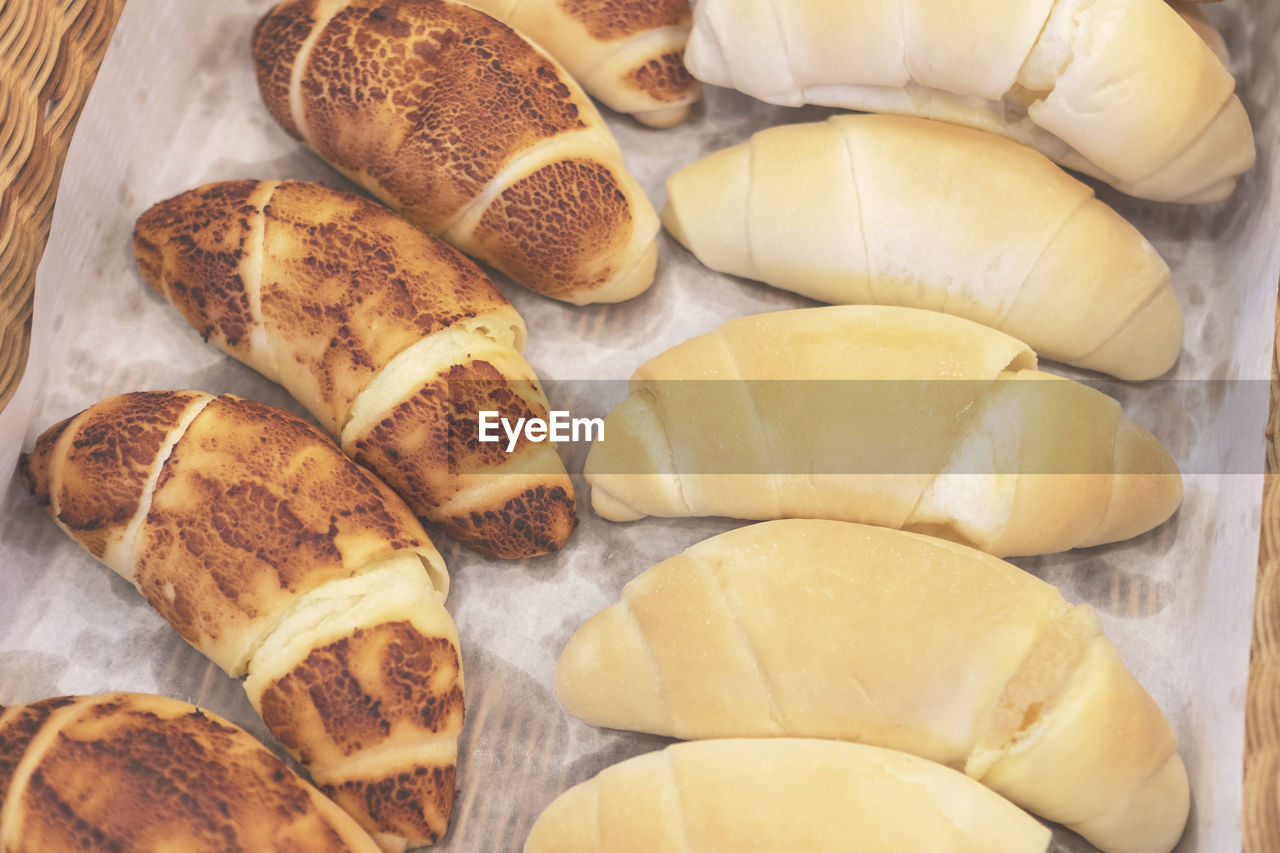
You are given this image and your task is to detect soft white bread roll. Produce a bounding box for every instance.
[583,306,1181,557]
[0,693,382,852]
[525,738,1051,852]
[663,115,1181,380]
[460,0,700,127]
[556,520,1188,853]
[1172,2,1231,67]
[134,180,575,558]
[21,392,463,850]
[253,0,659,303]
[685,0,1255,203]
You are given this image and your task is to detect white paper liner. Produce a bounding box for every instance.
[0,1,1277,850]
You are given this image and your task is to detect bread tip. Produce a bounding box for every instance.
[633,103,693,128]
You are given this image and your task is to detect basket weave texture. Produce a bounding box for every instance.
[0,0,124,412]
[1246,294,1280,853]
[0,0,1276,850]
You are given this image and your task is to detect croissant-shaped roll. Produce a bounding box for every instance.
[556,520,1188,853]
[684,0,1255,203]
[21,391,464,851]
[133,180,576,558]
[525,739,1052,852]
[583,306,1181,557]
[0,693,381,852]
[460,0,700,128]
[252,0,660,303]
[664,115,1181,381]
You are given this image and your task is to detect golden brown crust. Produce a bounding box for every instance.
[348,360,576,557]
[19,415,73,510]
[251,0,316,140]
[289,0,588,231]
[471,159,634,298]
[255,621,463,767]
[5,694,377,852]
[625,50,696,103]
[436,482,577,558]
[350,360,543,508]
[0,698,77,810]
[320,763,456,848]
[557,0,690,41]
[132,181,262,358]
[260,180,514,422]
[134,394,435,667]
[29,391,204,561]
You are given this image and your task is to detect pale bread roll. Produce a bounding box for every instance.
[22,392,463,850]
[685,0,1254,203]
[525,739,1052,852]
[663,115,1181,380]
[0,693,382,852]
[461,0,700,127]
[583,306,1181,557]
[134,180,575,558]
[556,519,1188,853]
[253,0,659,303]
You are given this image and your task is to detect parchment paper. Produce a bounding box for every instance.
[1,1,1278,850]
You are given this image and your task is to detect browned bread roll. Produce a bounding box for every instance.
[556,519,1188,853]
[21,391,463,851]
[584,306,1182,557]
[460,0,700,127]
[252,0,659,303]
[0,693,381,852]
[525,739,1052,851]
[133,179,575,558]
[684,0,1254,203]
[663,115,1181,381]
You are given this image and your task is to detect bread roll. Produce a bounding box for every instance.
[556,519,1188,853]
[684,0,1255,203]
[460,0,700,127]
[253,0,659,303]
[0,693,381,852]
[134,179,575,558]
[525,738,1051,852]
[664,115,1181,380]
[21,391,463,850]
[583,306,1181,557]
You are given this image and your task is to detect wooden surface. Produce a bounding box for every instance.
[0,0,1276,850]
[0,0,124,413]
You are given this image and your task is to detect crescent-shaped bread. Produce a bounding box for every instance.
[556,519,1188,853]
[584,306,1181,557]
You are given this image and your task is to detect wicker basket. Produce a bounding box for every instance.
[0,0,1276,849]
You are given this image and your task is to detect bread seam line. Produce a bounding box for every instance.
[897,371,1026,543]
[242,553,446,684]
[661,750,697,853]
[309,734,459,784]
[839,124,874,306]
[704,553,789,732]
[338,320,526,445]
[438,126,622,242]
[0,696,107,843]
[767,0,799,95]
[573,25,692,83]
[984,190,1089,334]
[619,594,674,728]
[617,386,692,516]
[244,180,278,376]
[287,0,345,146]
[104,393,215,577]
